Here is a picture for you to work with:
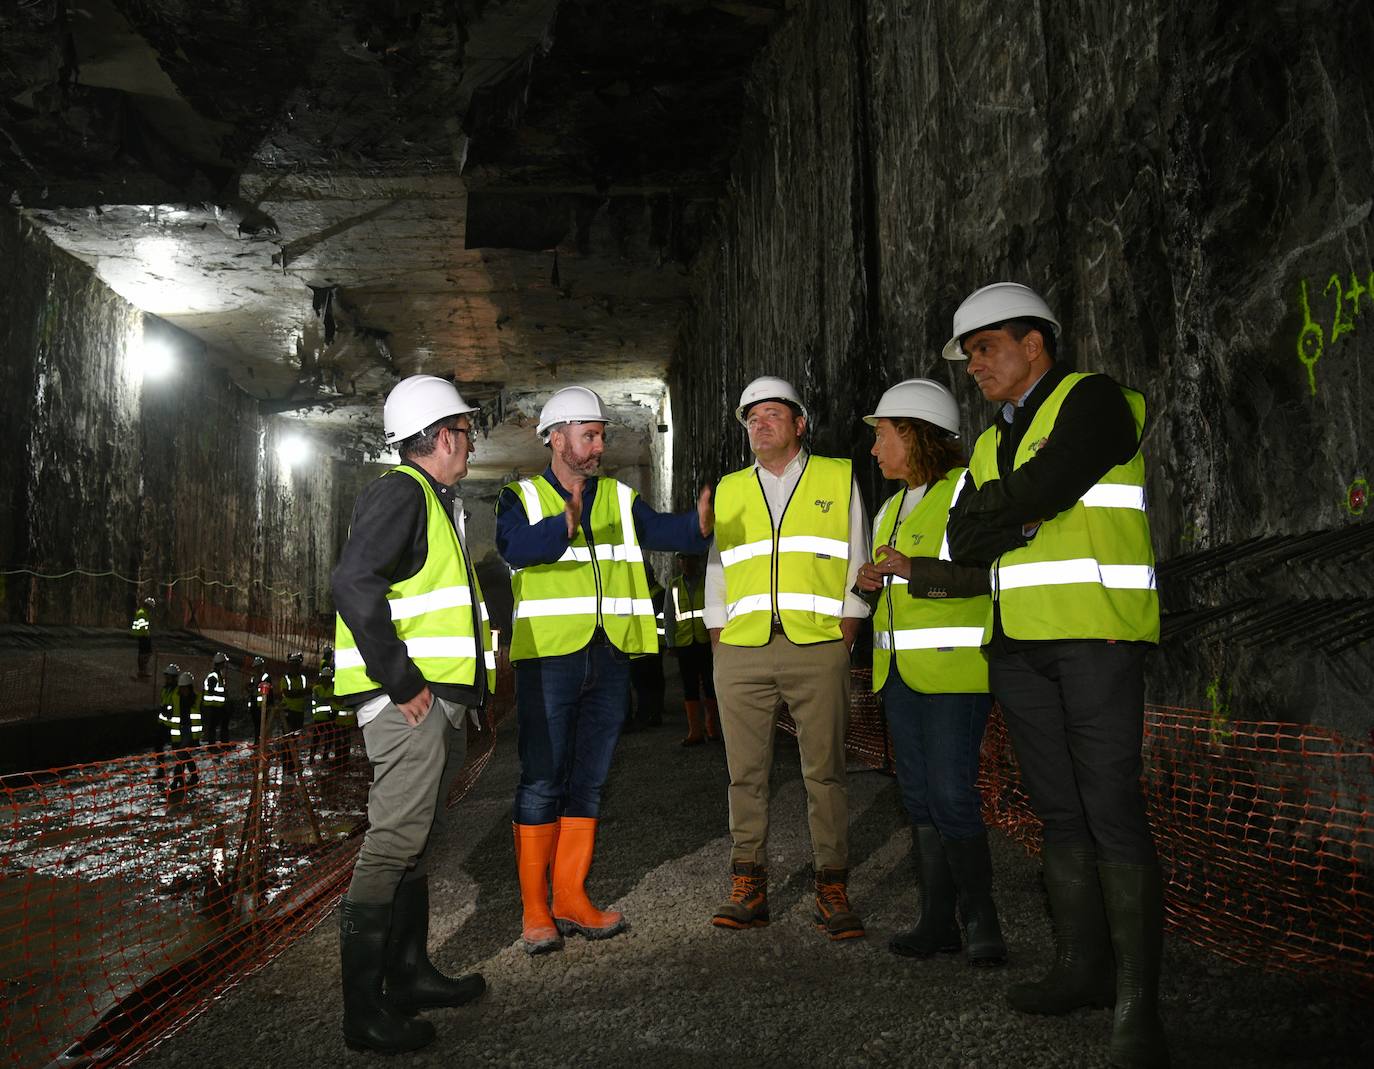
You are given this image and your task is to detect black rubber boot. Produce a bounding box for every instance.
[339,899,435,1053]
[943,832,1007,967]
[385,877,486,1012]
[1007,843,1115,1015]
[889,825,961,958]
[1099,862,1169,1069]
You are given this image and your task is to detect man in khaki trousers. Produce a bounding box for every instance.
[704,375,871,940]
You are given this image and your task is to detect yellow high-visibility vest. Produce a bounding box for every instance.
[715,456,852,646]
[506,475,657,660]
[871,470,988,694]
[967,372,1159,643]
[671,576,708,646]
[335,467,497,695]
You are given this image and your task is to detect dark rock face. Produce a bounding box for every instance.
[670,0,1374,735]
[0,217,368,629]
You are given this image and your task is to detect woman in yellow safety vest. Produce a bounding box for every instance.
[854,379,1006,968]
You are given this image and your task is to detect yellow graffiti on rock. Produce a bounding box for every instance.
[1296,270,1373,396]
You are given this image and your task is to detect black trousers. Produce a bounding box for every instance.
[989,639,1157,865]
[673,643,716,700]
[628,653,665,725]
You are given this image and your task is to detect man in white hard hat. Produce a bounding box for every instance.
[331,374,495,1053]
[202,652,233,748]
[705,375,871,941]
[496,384,711,955]
[943,283,1166,1068]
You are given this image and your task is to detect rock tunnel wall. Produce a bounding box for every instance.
[0,215,365,631]
[668,0,1374,735]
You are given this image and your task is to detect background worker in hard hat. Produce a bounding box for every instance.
[249,655,270,739]
[705,375,871,941]
[166,670,204,792]
[496,384,711,955]
[943,282,1165,1069]
[853,379,1005,968]
[202,652,233,749]
[331,375,494,1053]
[154,662,181,782]
[309,665,338,762]
[665,552,719,746]
[277,652,310,733]
[131,595,155,679]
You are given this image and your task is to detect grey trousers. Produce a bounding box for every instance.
[346,698,468,904]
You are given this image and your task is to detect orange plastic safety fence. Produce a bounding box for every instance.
[812,672,1374,1003]
[0,665,514,1068]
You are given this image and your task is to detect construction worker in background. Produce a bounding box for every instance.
[166,670,203,792]
[250,655,271,739]
[310,666,337,762]
[320,642,336,674]
[332,667,358,770]
[131,595,155,678]
[202,652,233,748]
[854,379,1006,967]
[943,283,1165,1068]
[278,652,310,732]
[624,562,667,732]
[154,662,181,782]
[666,552,719,746]
[705,375,871,941]
[332,375,494,1053]
[496,385,711,956]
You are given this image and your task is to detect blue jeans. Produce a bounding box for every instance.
[882,676,992,840]
[513,640,630,824]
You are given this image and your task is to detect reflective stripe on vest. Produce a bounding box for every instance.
[131,610,150,634]
[871,470,989,694]
[335,466,497,696]
[715,456,852,647]
[160,691,203,738]
[967,372,1159,643]
[202,671,227,706]
[671,577,708,646]
[507,475,657,660]
[312,686,335,722]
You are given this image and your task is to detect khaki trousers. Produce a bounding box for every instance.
[713,636,851,869]
[346,697,468,904]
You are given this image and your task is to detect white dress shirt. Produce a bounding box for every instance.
[704,450,872,630]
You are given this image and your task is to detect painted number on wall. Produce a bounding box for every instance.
[1296,270,1372,395]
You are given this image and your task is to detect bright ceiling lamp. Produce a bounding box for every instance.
[276,435,311,467]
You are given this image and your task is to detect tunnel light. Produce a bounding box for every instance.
[276,435,311,467]
[136,338,176,380]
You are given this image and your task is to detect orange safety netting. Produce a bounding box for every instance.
[801,670,1374,1003]
[0,663,514,1069]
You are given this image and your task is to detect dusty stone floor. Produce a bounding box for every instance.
[140,680,1372,1069]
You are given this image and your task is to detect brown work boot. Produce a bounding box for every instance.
[814,867,865,941]
[711,861,769,929]
[680,700,705,746]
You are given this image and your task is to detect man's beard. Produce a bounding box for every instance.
[558,441,600,475]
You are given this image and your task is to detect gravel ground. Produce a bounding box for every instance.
[140,683,1372,1069]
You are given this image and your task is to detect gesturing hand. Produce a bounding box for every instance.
[565,479,584,540]
[697,484,714,536]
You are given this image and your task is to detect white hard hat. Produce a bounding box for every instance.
[213,652,229,665]
[863,379,961,437]
[177,671,194,686]
[942,282,1061,362]
[383,375,478,444]
[142,596,156,607]
[734,376,808,427]
[536,386,615,441]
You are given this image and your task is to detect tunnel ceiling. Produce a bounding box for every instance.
[0,0,784,473]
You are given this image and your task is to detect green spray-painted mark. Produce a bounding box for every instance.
[1205,675,1233,748]
[1296,279,1323,396]
[1343,476,1369,517]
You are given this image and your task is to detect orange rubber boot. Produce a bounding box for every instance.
[551,816,627,939]
[704,699,721,742]
[681,700,705,746]
[513,822,562,955]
